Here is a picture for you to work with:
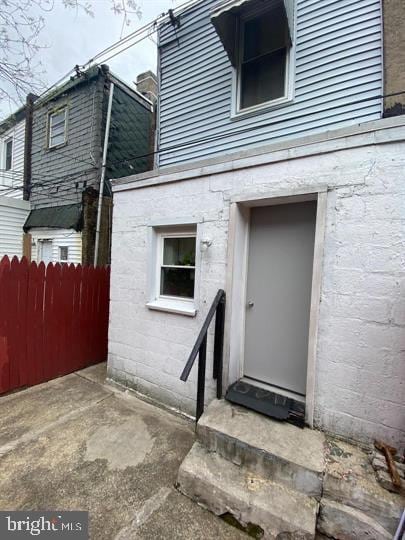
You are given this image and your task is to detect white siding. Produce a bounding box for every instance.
[0,197,30,258]
[158,0,383,166]
[30,228,82,264]
[0,119,25,199]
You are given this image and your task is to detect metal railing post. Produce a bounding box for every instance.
[213,294,225,399]
[196,335,207,421]
[180,289,225,422]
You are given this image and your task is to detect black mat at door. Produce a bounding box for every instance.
[225,380,306,428]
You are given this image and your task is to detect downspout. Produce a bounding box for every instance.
[23,94,35,201]
[154,27,162,169]
[22,93,35,261]
[94,81,114,266]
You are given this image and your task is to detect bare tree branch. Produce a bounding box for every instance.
[0,0,141,112]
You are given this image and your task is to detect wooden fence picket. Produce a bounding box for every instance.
[0,256,11,393]
[26,261,45,386]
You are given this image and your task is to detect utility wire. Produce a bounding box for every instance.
[108,90,405,167]
[0,163,98,190]
[79,0,200,68]
[2,89,404,200]
[1,0,198,122]
[2,1,403,204]
[0,0,202,196]
[0,1,192,204]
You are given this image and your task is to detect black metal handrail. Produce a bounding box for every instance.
[180,289,226,421]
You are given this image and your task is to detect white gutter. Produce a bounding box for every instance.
[94,81,114,266]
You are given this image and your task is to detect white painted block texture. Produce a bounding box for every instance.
[108,123,405,448]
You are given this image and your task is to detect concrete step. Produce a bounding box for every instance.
[323,437,404,535]
[317,498,392,540]
[197,399,325,498]
[177,441,319,540]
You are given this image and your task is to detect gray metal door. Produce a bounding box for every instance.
[244,201,317,395]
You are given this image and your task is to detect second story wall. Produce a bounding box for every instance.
[157,0,383,167]
[29,69,154,210]
[30,71,105,209]
[107,82,154,180]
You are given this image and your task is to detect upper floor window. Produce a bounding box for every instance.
[211,0,294,115]
[239,6,290,110]
[5,138,13,170]
[48,107,67,148]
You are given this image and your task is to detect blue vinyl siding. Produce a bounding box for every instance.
[157,0,382,166]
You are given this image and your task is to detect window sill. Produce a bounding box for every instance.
[146,298,197,317]
[46,141,68,151]
[231,96,294,122]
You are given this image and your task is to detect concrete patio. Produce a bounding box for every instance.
[0,363,248,539]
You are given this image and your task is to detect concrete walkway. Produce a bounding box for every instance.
[0,364,247,539]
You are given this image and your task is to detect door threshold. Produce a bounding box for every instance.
[241,377,306,404]
[226,379,306,428]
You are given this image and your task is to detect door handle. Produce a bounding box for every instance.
[247,301,254,308]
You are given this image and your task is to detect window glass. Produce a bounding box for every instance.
[243,8,288,62]
[160,235,196,299]
[241,48,287,109]
[50,132,65,147]
[5,139,13,170]
[49,109,67,147]
[59,246,68,262]
[163,237,195,266]
[160,267,195,298]
[239,4,289,110]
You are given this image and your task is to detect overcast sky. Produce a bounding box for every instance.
[0,0,182,120]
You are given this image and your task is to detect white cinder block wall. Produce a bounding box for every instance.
[108,121,405,447]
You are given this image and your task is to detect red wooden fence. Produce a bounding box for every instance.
[0,256,110,395]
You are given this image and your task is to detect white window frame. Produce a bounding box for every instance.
[231,3,296,119]
[146,224,200,317]
[59,246,69,262]
[47,107,68,149]
[4,137,13,171]
[158,231,196,301]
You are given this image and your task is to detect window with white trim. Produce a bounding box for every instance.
[146,225,199,317]
[159,232,196,300]
[48,107,67,148]
[5,138,13,170]
[59,246,69,262]
[237,4,291,112]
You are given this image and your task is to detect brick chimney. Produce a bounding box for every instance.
[135,71,158,104]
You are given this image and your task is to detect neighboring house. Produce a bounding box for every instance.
[108,0,405,450]
[22,65,156,265]
[0,108,31,258]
